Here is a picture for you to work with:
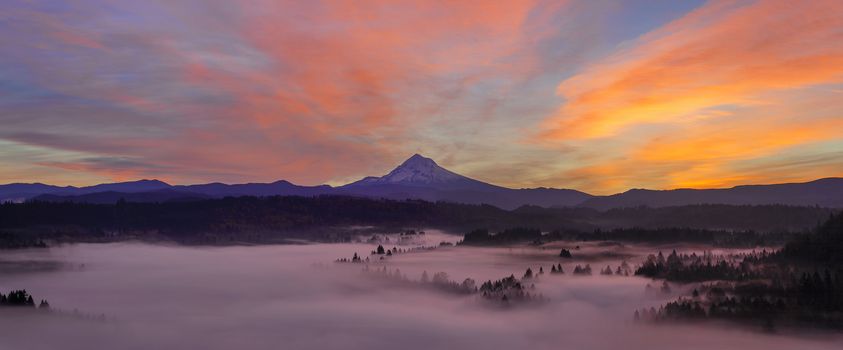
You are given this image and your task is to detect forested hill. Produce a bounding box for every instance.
[0,195,836,246]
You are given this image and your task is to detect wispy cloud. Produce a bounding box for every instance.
[543,0,843,139]
[0,0,579,186]
[534,0,843,193]
[1,0,841,193]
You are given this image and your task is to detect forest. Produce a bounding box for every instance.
[0,290,49,310]
[636,212,843,330]
[458,227,801,247]
[0,195,834,248]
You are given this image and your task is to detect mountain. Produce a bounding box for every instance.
[78,179,171,194]
[343,154,498,190]
[338,154,592,209]
[3,179,331,203]
[0,183,74,203]
[5,154,843,210]
[24,180,333,204]
[580,178,843,210]
[0,180,170,203]
[176,180,332,197]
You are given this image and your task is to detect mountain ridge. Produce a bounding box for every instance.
[3,155,843,210]
[580,177,843,210]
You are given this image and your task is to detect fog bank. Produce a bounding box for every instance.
[0,234,839,349]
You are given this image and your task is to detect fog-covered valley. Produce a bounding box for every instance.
[1,231,840,350]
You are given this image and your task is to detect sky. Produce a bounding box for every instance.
[1,0,842,194]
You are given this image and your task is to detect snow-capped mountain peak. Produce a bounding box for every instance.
[345,154,486,188]
[380,154,464,185]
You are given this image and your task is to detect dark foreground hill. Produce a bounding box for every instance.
[0,195,835,247]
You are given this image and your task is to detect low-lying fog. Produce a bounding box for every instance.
[0,230,839,350]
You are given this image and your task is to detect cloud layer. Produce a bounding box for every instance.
[1,0,841,193]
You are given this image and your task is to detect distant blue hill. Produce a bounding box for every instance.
[176,180,332,197]
[4,154,843,210]
[579,178,843,210]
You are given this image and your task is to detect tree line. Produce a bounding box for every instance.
[636,212,843,330]
[459,227,800,247]
[0,196,834,248]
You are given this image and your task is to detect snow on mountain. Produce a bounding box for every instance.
[378,154,465,184]
[2,154,591,209]
[18,154,843,210]
[337,154,591,209]
[343,154,497,190]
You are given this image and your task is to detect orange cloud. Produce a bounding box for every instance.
[525,0,843,194]
[7,0,840,194]
[4,0,575,186]
[163,0,560,183]
[540,85,843,194]
[543,0,843,140]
